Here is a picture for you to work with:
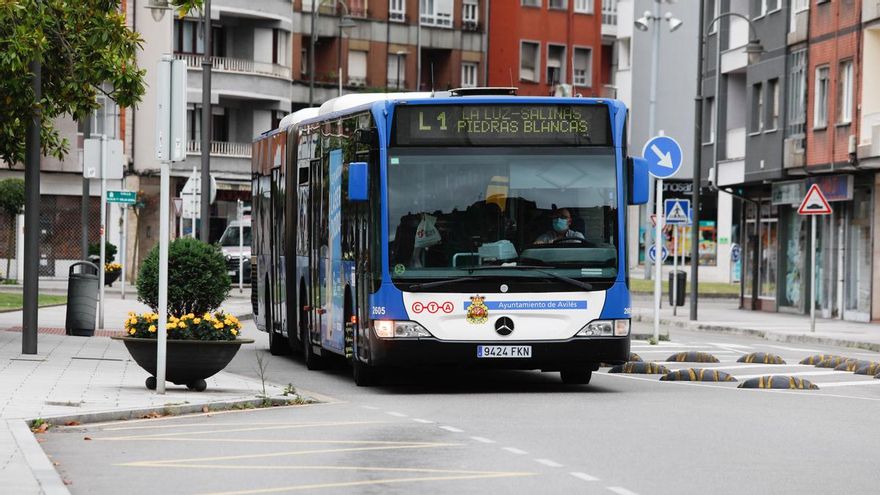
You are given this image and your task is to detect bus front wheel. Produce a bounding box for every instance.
[560,368,592,385]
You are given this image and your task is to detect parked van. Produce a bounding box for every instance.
[219,218,251,283]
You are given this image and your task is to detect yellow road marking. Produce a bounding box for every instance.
[99,421,385,439]
[124,463,528,475]
[102,422,339,432]
[119,442,460,466]
[196,472,537,495]
[108,437,451,446]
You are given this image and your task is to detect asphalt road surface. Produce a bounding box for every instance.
[42,320,880,495]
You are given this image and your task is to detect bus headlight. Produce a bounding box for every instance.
[577,319,630,337]
[374,320,432,339]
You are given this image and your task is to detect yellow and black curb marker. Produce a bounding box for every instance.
[737,352,786,365]
[608,362,670,374]
[660,368,737,382]
[854,362,880,375]
[815,357,859,369]
[665,351,720,363]
[737,375,819,390]
[834,360,871,372]
[629,353,643,362]
[799,354,843,365]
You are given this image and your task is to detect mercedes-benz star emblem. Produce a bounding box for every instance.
[494,317,514,336]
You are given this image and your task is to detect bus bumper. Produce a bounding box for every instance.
[367,336,630,370]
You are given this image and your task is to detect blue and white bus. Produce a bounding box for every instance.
[251,89,648,386]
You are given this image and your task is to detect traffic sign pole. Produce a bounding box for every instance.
[672,225,679,317]
[810,215,816,333]
[653,178,663,343]
[121,204,127,300]
[99,135,107,331]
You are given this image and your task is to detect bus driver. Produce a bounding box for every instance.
[534,208,585,244]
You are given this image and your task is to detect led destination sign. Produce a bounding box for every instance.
[393,104,611,146]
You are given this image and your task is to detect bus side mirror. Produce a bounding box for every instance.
[348,162,369,201]
[628,157,649,205]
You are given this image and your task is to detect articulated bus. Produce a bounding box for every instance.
[251,89,649,386]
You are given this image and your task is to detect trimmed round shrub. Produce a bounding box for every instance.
[137,238,231,317]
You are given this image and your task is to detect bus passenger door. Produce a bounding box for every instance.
[271,166,286,336]
[308,158,324,347]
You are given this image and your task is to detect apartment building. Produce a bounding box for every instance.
[487,0,604,96]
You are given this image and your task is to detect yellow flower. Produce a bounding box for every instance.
[166,323,175,330]
[177,322,186,328]
[187,313,194,319]
[148,325,156,333]
[231,329,238,336]
[214,323,223,329]
[193,318,201,324]
[129,328,136,335]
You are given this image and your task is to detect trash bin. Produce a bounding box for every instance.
[668,270,686,307]
[65,261,99,337]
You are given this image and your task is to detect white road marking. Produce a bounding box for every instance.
[534,458,563,468]
[470,436,495,444]
[385,411,407,418]
[360,405,379,410]
[439,426,464,433]
[607,486,640,495]
[708,343,752,349]
[412,418,434,424]
[502,447,528,455]
[763,344,823,353]
[813,380,880,388]
[570,472,599,482]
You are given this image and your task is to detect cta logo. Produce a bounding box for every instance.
[411,301,454,314]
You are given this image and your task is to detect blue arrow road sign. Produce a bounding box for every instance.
[643,135,683,179]
[664,199,691,225]
[648,245,668,263]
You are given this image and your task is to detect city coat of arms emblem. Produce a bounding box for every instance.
[466,295,489,324]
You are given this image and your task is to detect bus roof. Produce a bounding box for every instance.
[278,107,320,130]
[318,92,434,116]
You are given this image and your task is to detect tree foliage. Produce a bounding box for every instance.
[0,0,146,166]
[0,178,25,217]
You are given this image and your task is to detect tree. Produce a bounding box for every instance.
[0,178,24,279]
[0,0,146,166]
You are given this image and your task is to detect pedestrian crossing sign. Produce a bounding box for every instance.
[664,199,691,225]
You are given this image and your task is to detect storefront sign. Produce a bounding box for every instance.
[806,175,853,202]
[771,181,805,206]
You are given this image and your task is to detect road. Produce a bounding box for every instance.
[42,320,880,495]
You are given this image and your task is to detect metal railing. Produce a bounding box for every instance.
[187,140,252,158]
[175,54,291,79]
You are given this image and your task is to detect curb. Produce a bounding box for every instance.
[0,303,67,314]
[7,419,70,495]
[632,311,880,353]
[35,396,306,427]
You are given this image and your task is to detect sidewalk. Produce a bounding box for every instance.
[632,294,880,352]
[0,292,277,494]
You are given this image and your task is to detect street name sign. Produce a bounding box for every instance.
[664,199,691,225]
[643,135,683,179]
[107,190,136,204]
[797,184,833,215]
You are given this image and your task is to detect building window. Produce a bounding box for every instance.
[708,0,720,34]
[766,78,779,130]
[790,0,808,32]
[703,97,716,143]
[389,0,405,22]
[549,0,567,9]
[272,29,288,66]
[463,0,479,26]
[421,0,454,28]
[77,87,118,139]
[573,47,592,87]
[461,62,478,88]
[546,44,566,85]
[521,0,541,6]
[387,53,406,89]
[786,49,806,147]
[174,20,203,54]
[575,0,593,14]
[301,46,309,76]
[348,50,367,86]
[519,41,540,82]
[813,65,829,129]
[751,83,763,133]
[838,59,853,124]
[765,0,780,12]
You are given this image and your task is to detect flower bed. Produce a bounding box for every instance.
[125,311,241,340]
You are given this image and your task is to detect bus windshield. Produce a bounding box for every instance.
[387,147,618,287]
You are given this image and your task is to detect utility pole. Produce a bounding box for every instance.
[81,118,91,260]
[23,57,41,355]
[200,0,213,242]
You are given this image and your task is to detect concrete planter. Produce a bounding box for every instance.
[111,336,253,391]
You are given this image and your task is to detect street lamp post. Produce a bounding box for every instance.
[689,10,763,321]
[309,0,356,106]
[199,0,213,243]
[634,2,682,282]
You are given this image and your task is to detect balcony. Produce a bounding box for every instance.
[176,54,291,79]
[187,140,252,158]
[420,12,453,28]
[602,0,618,37]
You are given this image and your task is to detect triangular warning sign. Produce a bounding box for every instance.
[797,184,833,215]
[667,202,688,222]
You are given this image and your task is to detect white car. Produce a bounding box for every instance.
[219,218,251,283]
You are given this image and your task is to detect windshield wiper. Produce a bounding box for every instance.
[467,266,593,291]
[408,276,480,290]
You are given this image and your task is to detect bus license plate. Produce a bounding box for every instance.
[477,345,532,358]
